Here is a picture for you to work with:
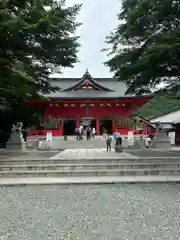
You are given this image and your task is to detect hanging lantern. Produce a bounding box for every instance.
[85,106,89,114]
[89,104,95,107]
[107,103,112,107]
[80,104,86,107]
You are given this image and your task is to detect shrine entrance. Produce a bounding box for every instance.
[91,119,96,128]
[63,119,76,136]
[100,120,113,134]
[80,116,96,128]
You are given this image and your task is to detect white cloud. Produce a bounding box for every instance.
[52,0,120,78]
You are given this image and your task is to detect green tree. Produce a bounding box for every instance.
[0,0,81,104]
[0,0,81,145]
[104,0,180,95]
[136,90,180,119]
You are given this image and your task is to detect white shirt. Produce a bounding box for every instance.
[92,128,96,134]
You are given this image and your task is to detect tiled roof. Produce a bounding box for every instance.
[151,110,180,123]
[46,90,128,99]
[47,70,137,99]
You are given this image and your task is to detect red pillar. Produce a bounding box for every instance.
[44,113,49,129]
[76,115,80,127]
[112,120,116,133]
[96,116,100,135]
[59,120,63,136]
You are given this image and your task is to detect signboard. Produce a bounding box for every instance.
[116,119,129,126]
[46,132,52,142]
[38,132,53,150]
[169,132,175,145]
[38,140,52,150]
[127,131,134,146]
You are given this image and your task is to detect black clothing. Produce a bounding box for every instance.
[106,136,112,151]
[86,127,91,140]
[106,141,111,151]
[87,131,90,140]
[115,136,122,152]
[116,137,122,146]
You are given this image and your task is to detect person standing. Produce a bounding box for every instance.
[106,133,112,151]
[78,125,83,140]
[86,125,91,140]
[113,132,122,152]
[92,127,96,139]
[145,135,152,148]
[22,128,27,143]
[75,127,79,140]
[102,127,107,140]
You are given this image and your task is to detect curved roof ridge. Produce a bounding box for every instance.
[61,70,115,92]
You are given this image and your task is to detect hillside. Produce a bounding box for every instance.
[136,92,180,119]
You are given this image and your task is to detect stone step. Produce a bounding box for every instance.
[1,157,180,165]
[1,162,180,171]
[0,176,180,185]
[51,140,140,149]
[52,143,108,149]
[0,168,180,178]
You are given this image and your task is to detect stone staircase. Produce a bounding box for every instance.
[51,137,142,149]
[1,157,180,178]
[52,138,107,149]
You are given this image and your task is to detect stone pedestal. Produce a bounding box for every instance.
[122,138,143,149]
[6,131,26,151]
[152,122,171,149]
[135,139,145,149]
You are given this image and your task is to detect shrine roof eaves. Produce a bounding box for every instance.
[48,94,150,100]
[60,75,115,92]
[51,77,113,81]
[50,78,127,95]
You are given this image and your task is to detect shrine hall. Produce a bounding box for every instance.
[28,70,150,136]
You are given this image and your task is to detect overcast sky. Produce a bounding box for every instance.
[53,0,120,78]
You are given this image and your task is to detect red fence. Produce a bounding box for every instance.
[28,130,61,136]
[28,129,148,137]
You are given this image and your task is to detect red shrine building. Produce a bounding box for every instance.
[28,70,150,137]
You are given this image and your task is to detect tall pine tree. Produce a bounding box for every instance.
[104,0,180,95]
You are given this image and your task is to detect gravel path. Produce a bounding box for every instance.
[0,184,180,240]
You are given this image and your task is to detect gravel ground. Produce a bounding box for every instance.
[0,184,180,240]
